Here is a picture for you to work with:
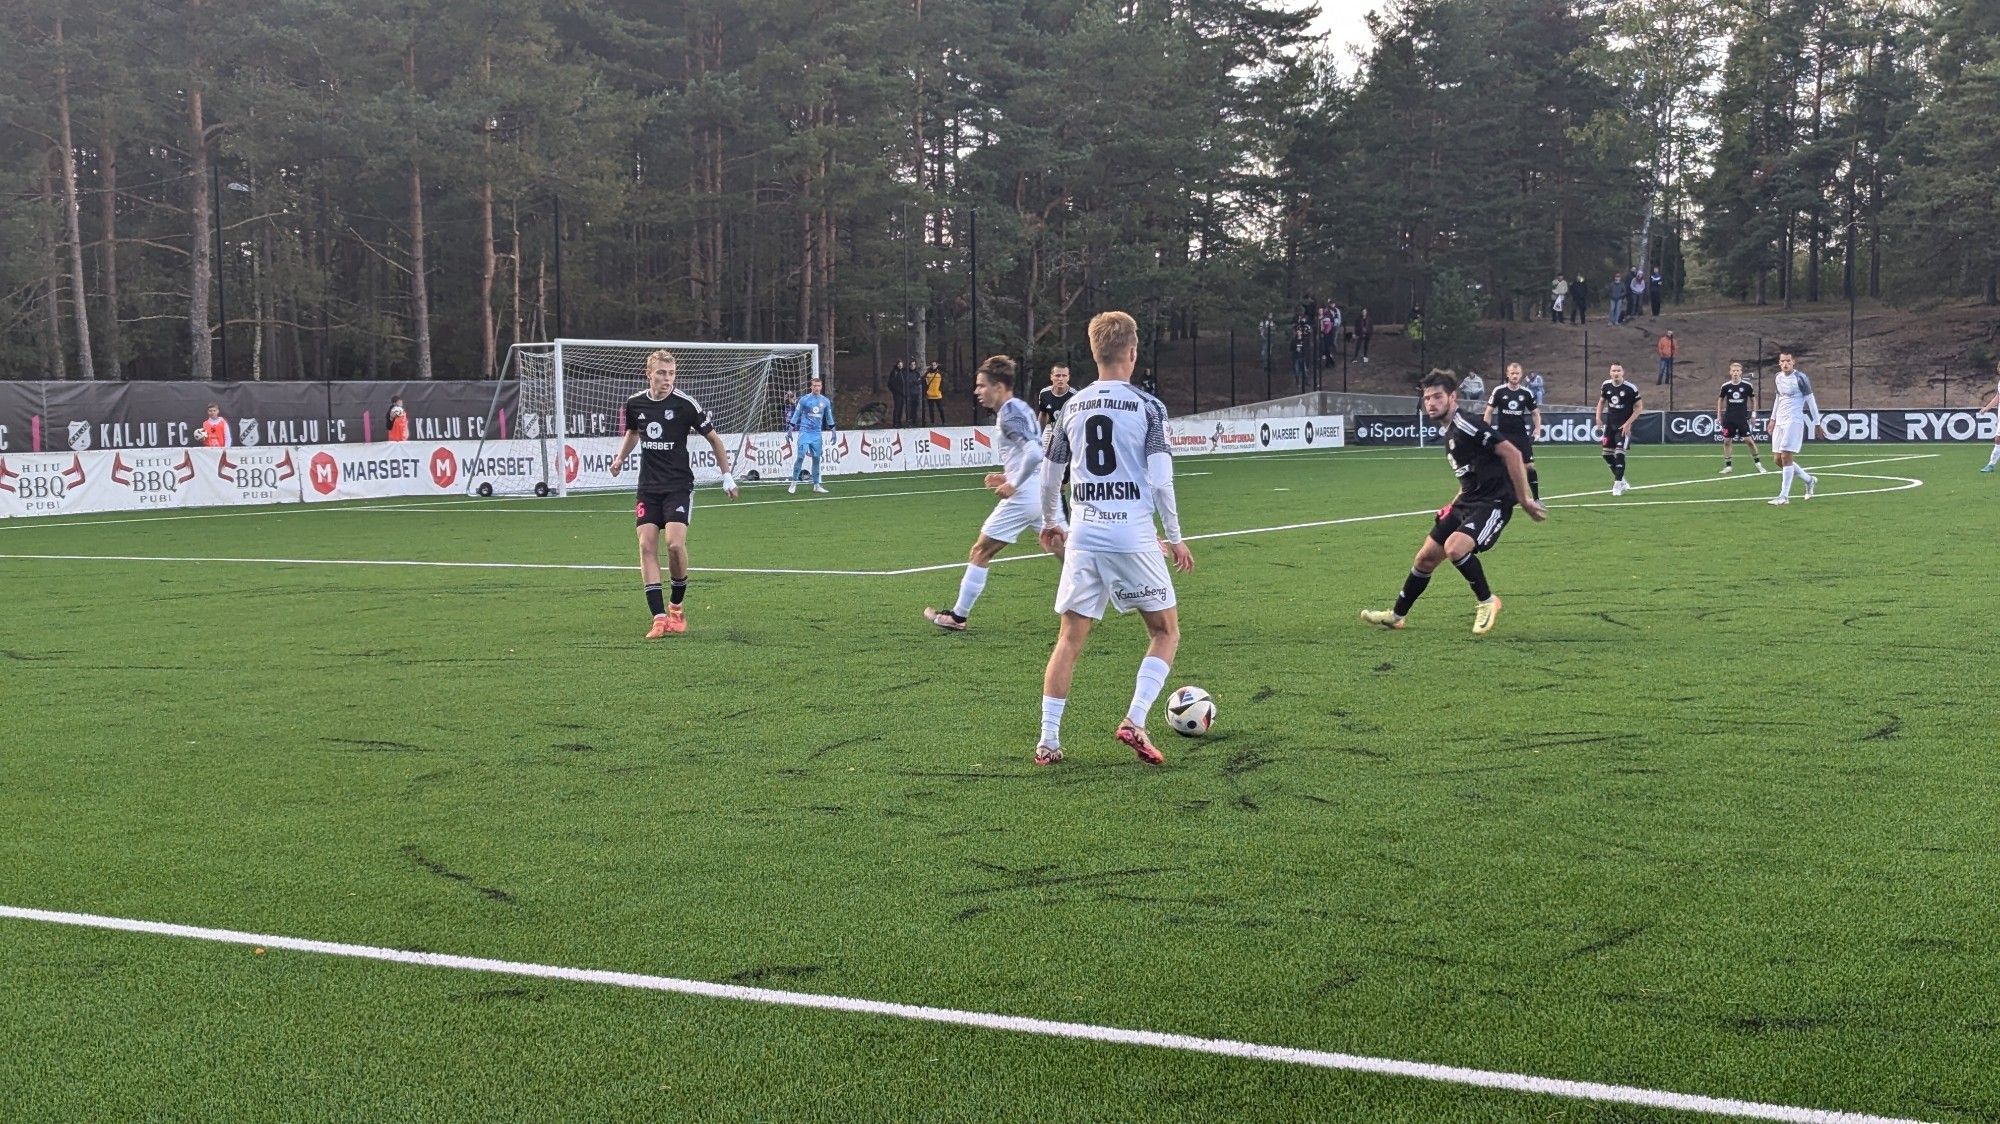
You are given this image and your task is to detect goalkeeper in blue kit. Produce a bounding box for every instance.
[788,377,835,494]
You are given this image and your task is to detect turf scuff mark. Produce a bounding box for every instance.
[400,845,516,903]
[1564,924,1652,961]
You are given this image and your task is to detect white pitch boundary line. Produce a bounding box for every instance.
[0,472,1214,530]
[0,904,1926,1124]
[0,553,904,577]
[361,472,1217,515]
[0,455,1933,579]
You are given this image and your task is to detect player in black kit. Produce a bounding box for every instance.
[1594,363,1644,495]
[1483,362,1541,500]
[1036,363,1078,428]
[1715,361,1765,475]
[610,349,739,638]
[1362,371,1547,635]
[1037,363,1078,517]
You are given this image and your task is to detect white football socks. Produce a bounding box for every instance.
[1040,695,1067,747]
[1986,445,1999,467]
[1127,656,1171,727]
[952,564,989,619]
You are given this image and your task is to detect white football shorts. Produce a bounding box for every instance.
[1771,415,1806,454]
[1054,548,1177,619]
[978,493,1044,544]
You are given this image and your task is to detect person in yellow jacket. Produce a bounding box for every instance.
[923,362,946,423]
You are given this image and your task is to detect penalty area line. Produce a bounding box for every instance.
[0,904,1925,1124]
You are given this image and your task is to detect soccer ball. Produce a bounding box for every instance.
[1165,686,1216,737]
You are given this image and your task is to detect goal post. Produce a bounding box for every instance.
[471,338,820,497]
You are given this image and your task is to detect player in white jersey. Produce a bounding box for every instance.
[924,356,1045,630]
[1978,359,2000,473]
[1767,351,1823,505]
[1034,311,1194,767]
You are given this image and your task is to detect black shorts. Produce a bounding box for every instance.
[635,488,693,528]
[1601,427,1633,453]
[1498,430,1533,462]
[1429,500,1513,554]
[1721,416,1753,440]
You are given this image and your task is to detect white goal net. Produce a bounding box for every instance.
[475,339,819,496]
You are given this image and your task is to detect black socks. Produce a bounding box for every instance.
[1394,568,1432,617]
[1454,553,1492,601]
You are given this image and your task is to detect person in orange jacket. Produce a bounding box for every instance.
[387,395,410,441]
[199,403,231,447]
[1655,332,1677,385]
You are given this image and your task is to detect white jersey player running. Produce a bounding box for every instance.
[1035,311,1195,767]
[924,355,1045,630]
[1768,351,1824,505]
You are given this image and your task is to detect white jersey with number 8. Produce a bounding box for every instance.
[1046,380,1172,554]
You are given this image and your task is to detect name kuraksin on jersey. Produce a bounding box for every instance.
[1075,480,1143,502]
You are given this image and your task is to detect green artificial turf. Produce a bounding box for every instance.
[1,442,1994,1122]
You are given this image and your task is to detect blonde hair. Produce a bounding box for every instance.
[646,349,677,369]
[1088,311,1139,366]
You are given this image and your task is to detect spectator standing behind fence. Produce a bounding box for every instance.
[1649,266,1665,316]
[923,362,946,423]
[1570,275,1589,324]
[199,403,231,447]
[1526,370,1546,405]
[903,360,924,426]
[886,361,905,427]
[387,395,409,441]
[1353,308,1373,363]
[1291,323,1309,390]
[1260,314,1275,370]
[1459,370,1485,402]
[1656,332,1677,385]
[1550,275,1568,322]
[1630,270,1650,322]
[1610,272,1629,325]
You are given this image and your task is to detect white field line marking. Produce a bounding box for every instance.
[0,554,905,577]
[1557,473,1921,509]
[887,453,1937,577]
[0,457,1929,579]
[0,473,1213,530]
[0,905,1928,1124]
[1245,445,1945,466]
[362,472,1215,515]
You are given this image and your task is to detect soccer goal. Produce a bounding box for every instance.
[470,339,820,496]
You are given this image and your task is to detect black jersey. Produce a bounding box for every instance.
[1718,380,1755,418]
[623,389,714,491]
[1488,386,1537,434]
[1600,380,1642,426]
[1445,413,1515,504]
[1037,387,1077,427]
